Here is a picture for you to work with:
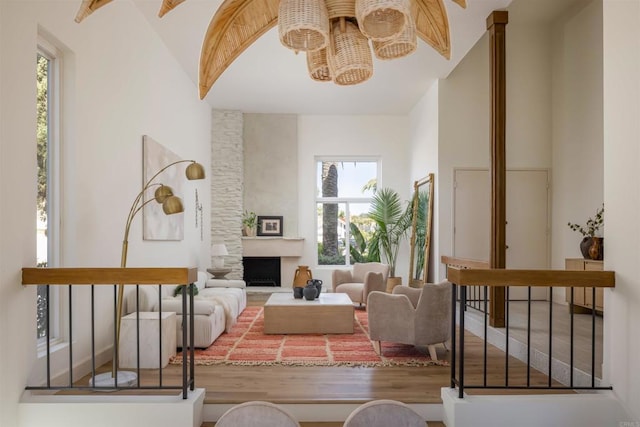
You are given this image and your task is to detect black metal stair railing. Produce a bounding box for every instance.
[447,266,615,398]
[22,267,196,399]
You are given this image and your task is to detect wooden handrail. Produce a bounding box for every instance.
[21,267,198,285]
[441,256,490,270]
[447,266,615,288]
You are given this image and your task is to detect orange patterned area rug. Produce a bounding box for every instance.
[170,306,447,367]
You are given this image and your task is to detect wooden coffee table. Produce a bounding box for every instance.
[263,292,354,334]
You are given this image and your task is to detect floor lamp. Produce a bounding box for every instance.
[90,159,205,387]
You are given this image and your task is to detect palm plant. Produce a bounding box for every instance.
[368,187,412,277]
[349,222,380,263]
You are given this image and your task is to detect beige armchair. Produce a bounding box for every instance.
[332,262,390,306]
[367,281,452,361]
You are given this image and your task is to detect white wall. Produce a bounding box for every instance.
[437,32,489,281]
[602,0,640,420]
[409,81,440,282]
[436,16,553,280]
[550,1,604,275]
[297,115,412,285]
[0,1,211,425]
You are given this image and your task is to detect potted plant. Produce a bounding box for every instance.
[567,204,604,260]
[368,188,412,288]
[242,210,257,237]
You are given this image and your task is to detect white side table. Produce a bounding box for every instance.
[119,311,176,369]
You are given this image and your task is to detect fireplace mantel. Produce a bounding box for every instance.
[242,237,304,257]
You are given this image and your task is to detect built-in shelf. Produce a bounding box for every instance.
[241,237,304,257]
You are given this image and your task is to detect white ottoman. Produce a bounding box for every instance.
[162,298,225,348]
[119,311,176,369]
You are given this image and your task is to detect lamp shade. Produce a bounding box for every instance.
[185,162,206,180]
[355,0,411,42]
[307,48,332,82]
[278,0,330,52]
[373,12,416,60]
[328,20,373,86]
[211,243,229,257]
[154,185,174,203]
[162,195,184,215]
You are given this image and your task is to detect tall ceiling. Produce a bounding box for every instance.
[130,0,582,114]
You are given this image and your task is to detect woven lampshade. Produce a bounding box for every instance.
[355,0,411,42]
[307,48,332,82]
[373,12,416,60]
[278,0,330,52]
[325,0,356,20]
[328,20,373,86]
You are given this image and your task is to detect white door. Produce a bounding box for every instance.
[453,169,550,300]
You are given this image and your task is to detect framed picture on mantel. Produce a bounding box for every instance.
[257,216,283,236]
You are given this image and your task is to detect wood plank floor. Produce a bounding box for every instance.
[502,301,602,378]
[146,320,567,405]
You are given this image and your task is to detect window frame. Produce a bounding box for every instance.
[36,36,63,349]
[315,156,381,267]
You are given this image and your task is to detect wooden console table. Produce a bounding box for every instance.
[565,258,603,313]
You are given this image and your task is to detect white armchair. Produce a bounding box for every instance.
[332,262,390,306]
[367,281,452,361]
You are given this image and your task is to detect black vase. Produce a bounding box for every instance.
[293,287,304,299]
[580,236,604,260]
[303,284,318,300]
[312,279,323,298]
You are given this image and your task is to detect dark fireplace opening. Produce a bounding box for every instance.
[243,256,281,287]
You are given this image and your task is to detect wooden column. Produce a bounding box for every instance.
[487,11,508,328]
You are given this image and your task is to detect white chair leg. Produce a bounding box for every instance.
[428,344,438,361]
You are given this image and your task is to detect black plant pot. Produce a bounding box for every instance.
[580,236,604,260]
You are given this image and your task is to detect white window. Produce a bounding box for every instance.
[316,158,380,266]
[36,37,62,346]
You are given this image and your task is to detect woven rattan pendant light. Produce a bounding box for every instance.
[328,19,373,85]
[278,0,330,52]
[355,0,411,42]
[372,11,416,60]
[307,48,332,82]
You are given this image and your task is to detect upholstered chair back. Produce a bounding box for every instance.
[343,399,424,427]
[216,401,300,427]
[414,281,452,346]
[352,262,390,283]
